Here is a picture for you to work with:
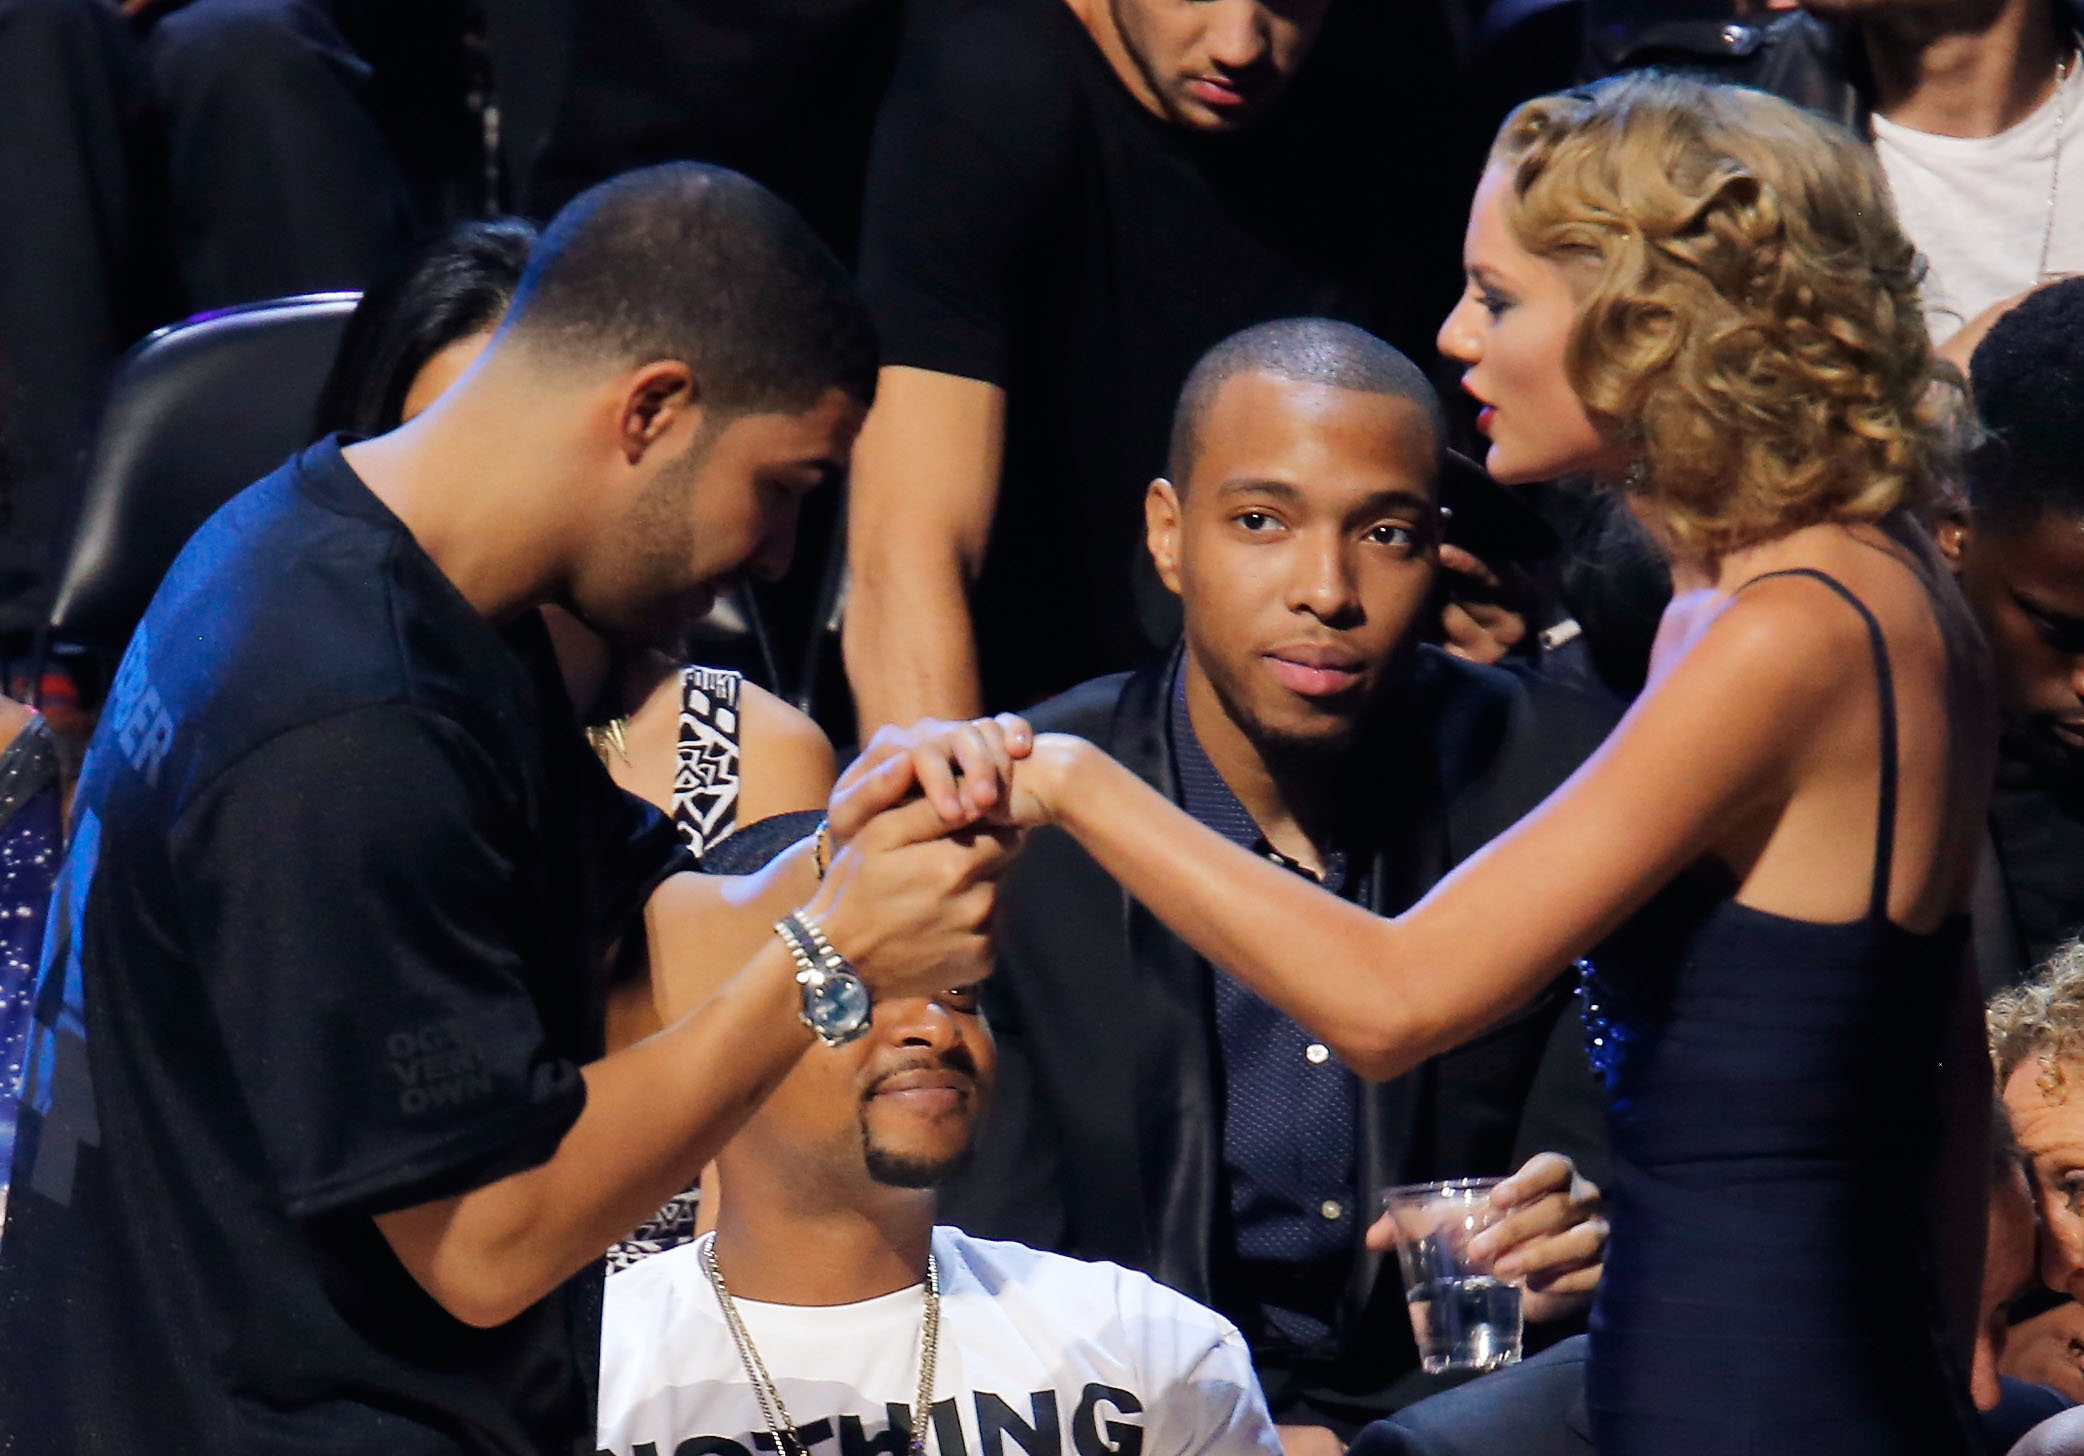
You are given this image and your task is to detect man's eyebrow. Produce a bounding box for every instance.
[1355,489,1440,518]
[1214,477,1305,502]
[1214,478,1438,516]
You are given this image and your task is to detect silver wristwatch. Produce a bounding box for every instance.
[774,911,873,1046]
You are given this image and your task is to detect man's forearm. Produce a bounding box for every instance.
[377,938,811,1327]
[844,554,987,732]
[841,365,1006,732]
[647,839,820,1023]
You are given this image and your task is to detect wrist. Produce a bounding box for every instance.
[1034,734,1096,827]
[774,909,873,1046]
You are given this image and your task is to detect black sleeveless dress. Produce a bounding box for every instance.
[1577,570,1983,1455]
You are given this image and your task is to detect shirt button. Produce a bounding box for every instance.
[1304,1043,1330,1065]
[1320,1200,1344,1220]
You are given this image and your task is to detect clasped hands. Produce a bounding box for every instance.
[791,713,1060,1003]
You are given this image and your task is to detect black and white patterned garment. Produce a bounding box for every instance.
[606,668,743,1274]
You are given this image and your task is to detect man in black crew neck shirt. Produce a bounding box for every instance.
[842,0,1462,727]
[0,163,1021,1456]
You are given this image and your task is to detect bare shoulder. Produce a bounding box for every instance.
[1658,575,1859,712]
[737,682,836,821]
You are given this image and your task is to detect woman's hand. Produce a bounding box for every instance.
[994,732,1095,828]
[1367,1152,1607,1324]
[826,714,1035,847]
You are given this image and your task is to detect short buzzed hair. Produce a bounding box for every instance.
[1167,318,1443,485]
[1967,278,2084,535]
[501,162,878,416]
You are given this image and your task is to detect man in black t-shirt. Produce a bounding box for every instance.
[0,163,1021,1455]
[842,0,1463,725]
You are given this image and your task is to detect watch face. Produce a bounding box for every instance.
[804,970,872,1039]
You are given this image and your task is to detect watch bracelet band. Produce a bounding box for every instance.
[773,914,824,982]
[794,911,849,976]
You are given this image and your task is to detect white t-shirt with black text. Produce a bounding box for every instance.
[598,1228,1283,1456]
[1873,55,2084,342]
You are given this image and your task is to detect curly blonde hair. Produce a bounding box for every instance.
[1989,939,2084,1101]
[1489,73,1955,562]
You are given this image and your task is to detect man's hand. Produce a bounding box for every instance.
[1368,1152,1606,1324]
[2002,1300,2084,1404]
[806,793,1021,1003]
[1438,543,1529,666]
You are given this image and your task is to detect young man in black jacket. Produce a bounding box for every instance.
[941,320,1616,1453]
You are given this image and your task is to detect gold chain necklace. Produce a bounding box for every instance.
[702,1237,942,1456]
[585,715,631,766]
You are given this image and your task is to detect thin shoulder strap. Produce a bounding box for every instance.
[1733,567,1898,921]
[672,666,744,863]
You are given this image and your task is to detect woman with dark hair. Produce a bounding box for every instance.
[314,218,540,440]
[962,72,2000,1454]
[315,218,839,1263]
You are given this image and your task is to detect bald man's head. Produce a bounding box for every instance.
[1167,318,1443,488]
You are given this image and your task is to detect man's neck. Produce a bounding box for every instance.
[340,369,589,623]
[709,1185,935,1306]
[1863,0,2066,138]
[1180,655,1346,877]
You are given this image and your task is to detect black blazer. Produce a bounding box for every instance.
[941,646,1618,1423]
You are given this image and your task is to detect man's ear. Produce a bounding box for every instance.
[1933,510,1970,572]
[618,360,700,465]
[1146,478,1184,596]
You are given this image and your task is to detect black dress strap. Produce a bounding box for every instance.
[1733,568,1898,921]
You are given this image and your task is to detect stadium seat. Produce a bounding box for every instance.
[46,292,360,653]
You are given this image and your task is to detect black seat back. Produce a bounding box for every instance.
[47,293,360,652]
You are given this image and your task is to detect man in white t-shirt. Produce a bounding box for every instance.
[598,979,1283,1456]
[1593,0,2084,344]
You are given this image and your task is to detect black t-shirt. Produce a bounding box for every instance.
[1988,729,2084,984]
[0,439,690,1455]
[858,0,1459,710]
[531,0,920,255]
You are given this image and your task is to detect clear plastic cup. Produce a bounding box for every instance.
[1380,1176,1524,1375]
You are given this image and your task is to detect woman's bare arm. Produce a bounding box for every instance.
[1024,587,1853,1079]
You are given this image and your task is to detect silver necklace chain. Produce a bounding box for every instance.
[2040,44,2076,282]
[703,1236,942,1456]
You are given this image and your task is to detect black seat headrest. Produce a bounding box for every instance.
[47,292,361,652]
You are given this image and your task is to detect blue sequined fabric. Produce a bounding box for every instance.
[0,718,66,1232]
[1574,958,1634,1105]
